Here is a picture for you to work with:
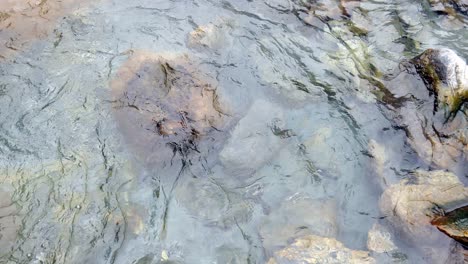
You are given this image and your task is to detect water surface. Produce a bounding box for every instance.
[0,0,467,263]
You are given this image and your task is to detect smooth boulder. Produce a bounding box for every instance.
[412,48,467,115]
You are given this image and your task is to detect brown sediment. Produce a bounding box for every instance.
[110,50,229,169]
[0,0,99,59]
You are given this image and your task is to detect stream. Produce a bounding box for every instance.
[0,0,467,263]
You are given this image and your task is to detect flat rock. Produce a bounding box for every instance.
[378,170,468,262]
[380,170,468,243]
[267,235,375,264]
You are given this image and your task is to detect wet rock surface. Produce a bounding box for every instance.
[0,184,19,256]
[0,0,98,59]
[111,50,229,172]
[386,48,467,174]
[187,19,235,52]
[380,170,468,242]
[379,170,468,262]
[174,176,253,229]
[366,223,397,254]
[260,197,337,252]
[432,205,468,247]
[220,99,284,175]
[412,48,467,115]
[267,235,375,264]
[0,0,467,263]
[428,0,468,16]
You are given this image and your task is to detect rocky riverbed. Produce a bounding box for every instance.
[0,0,467,263]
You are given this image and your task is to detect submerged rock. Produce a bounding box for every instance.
[260,197,337,252]
[187,19,234,51]
[411,48,468,115]
[0,0,97,59]
[294,0,362,21]
[0,184,19,256]
[380,170,468,243]
[220,99,285,175]
[432,205,468,247]
[366,223,412,263]
[111,51,229,171]
[379,170,468,262]
[174,176,253,228]
[367,223,397,254]
[267,235,375,264]
[388,48,468,172]
[428,0,468,16]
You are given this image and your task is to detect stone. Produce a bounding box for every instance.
[111,50,229,170]
[411,48,468,115]
[428,0,468,16]
[431,205,468,246]
[379,170,468,263]
[267,235,375,264]
[219,99,285,175]
[187,19,234,51]
[0,184,19,256]
[174,176,253,229]
[0,0,97,59]
[388,48,468,172]
[260,197,337,252]
[367,223,397,253]
[379,170,468,244]
[294,0,361,21]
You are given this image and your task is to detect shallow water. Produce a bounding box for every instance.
[0,0,467,263]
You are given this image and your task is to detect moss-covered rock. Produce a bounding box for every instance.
[412,48,468,116]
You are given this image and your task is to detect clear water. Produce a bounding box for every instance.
[0,0,467,263]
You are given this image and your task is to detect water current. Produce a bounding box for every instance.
[0,0,467,263]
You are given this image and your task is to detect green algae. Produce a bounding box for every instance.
[0,12,10,22]
[346,21,368,37]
